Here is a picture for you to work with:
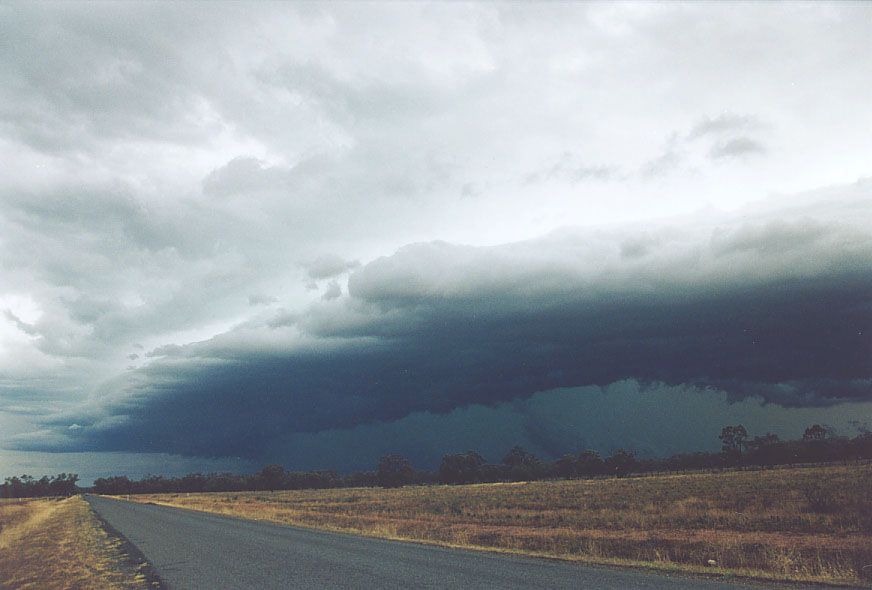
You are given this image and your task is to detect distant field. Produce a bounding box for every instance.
[130,463,872,586]
[0,497,150,590]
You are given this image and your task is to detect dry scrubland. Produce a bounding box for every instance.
[131,463,872,586]
[0,497,151,590]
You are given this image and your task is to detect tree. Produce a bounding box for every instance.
[439,451,486,484]
[801,424,839,461]
[664,451,722,471]
[803,424,830,441]
[345,471,378,487]
[502,446,536,468]
[502,446,542,481]
[377,454,414,488]
[48,473,79,496]
[3,476,25,498]
[748,433,781,466]
[750,433,780,449]
[604,449,636,477]
[719,425,748,462]
[256,465,286,491]
[93,476,132,495]
[554,455,578,479]
[576,450,605,476]
[33,476,51,497]
[851,431,872,459]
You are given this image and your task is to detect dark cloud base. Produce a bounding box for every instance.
[26,269,871,461]
[274,381,872,472]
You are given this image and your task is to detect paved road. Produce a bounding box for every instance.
[86,495,819,590]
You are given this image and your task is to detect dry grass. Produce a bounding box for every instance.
[130,463,872,586]
[0,497,153,590]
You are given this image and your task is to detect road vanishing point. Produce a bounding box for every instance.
[86,495,828,590]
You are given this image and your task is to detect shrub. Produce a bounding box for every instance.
[802,483,838,513]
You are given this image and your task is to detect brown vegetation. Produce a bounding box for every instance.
[130,463,872,586]
[0,497,152,590]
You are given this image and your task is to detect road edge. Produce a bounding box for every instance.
[84,495,167,590]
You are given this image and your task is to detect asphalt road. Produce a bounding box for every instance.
[86,495,820,590]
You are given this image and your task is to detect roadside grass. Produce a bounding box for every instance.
[129,463,872,587]
[0,497,152,590]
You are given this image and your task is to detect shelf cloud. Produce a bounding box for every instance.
[15,192,871,465]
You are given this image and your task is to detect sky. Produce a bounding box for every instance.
[1,2,871,483]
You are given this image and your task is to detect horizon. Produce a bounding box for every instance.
[4,418,860,488]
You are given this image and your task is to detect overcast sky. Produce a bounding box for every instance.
[1,2,871,482]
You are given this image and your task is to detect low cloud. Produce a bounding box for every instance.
[645,114,767,175]
[688,113,760,140]
[248,293,278,306]
[16,192,872,462]
[525,152,620,185]
[302,255,361,280]
[145,344,184,358]
[640,145,682,178]
[709,136,767,160]
[203,157,276,198]
[3,309,38,336]
[321,281,342,301]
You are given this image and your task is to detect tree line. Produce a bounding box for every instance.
[0,473,79,498]
[380,425,872,487]
[4,424,871,497]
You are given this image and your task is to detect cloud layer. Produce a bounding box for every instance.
[2,3,872,473]
[14,191,870,464]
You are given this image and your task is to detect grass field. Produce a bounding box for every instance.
[129,463,872,586]
[0,497,152,590]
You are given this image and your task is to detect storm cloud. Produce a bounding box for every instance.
[17,193,872,463]
[3,3,872,474]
